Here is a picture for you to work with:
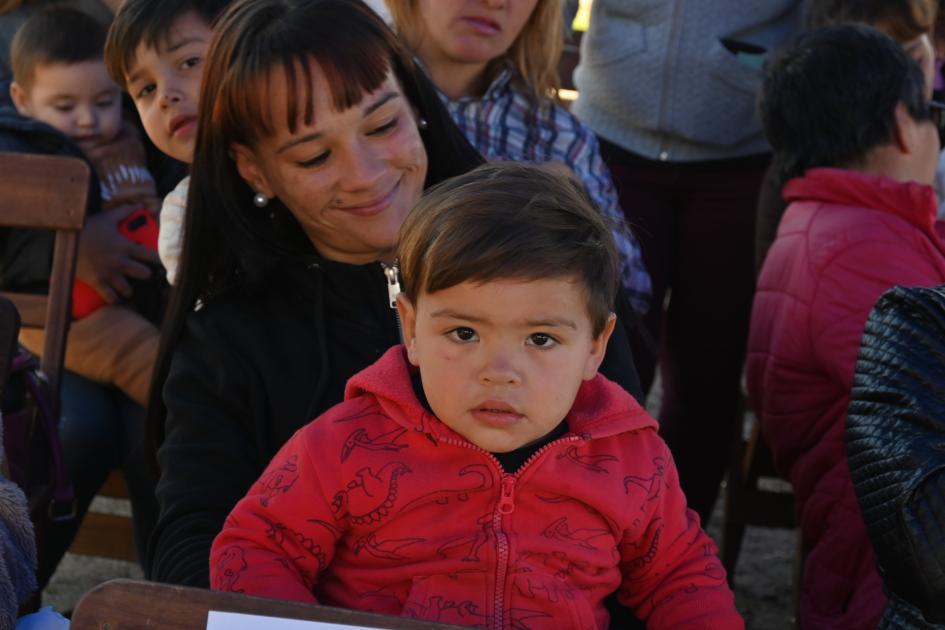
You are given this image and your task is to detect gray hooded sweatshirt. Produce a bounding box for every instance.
[574,0,805,162]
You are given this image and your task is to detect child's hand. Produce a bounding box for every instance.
[76,204,161,303]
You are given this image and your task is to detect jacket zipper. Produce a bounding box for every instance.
[437,434,581,629]
[493,477,513,630]
[380,262,404,343]
[657,1,684,161]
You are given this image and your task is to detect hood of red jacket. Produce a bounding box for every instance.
[344,345,655,444]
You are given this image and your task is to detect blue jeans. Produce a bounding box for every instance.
[37,372,157,587]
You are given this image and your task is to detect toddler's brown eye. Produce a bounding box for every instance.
[449,327,477,342]
[528,333,556,347]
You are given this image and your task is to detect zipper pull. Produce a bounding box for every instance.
[498,477,515,515]
[382,262,406,344]
[383,263,401,309]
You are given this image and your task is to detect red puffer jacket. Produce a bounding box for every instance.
[747,168,945,630]
[211,346,741,629]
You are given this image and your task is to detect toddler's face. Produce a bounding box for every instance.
[125,11,212,164]
[397,277,614,453]
[13,60,122,153]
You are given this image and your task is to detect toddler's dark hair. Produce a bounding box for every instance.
[399,162,618,336]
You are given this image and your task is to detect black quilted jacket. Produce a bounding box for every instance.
[846,285,945,628]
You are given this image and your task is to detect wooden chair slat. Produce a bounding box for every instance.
[0,153,89,229]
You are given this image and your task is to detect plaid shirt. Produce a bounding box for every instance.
[440,67,652,314]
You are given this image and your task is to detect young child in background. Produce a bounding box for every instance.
[384,0,651,315]
[105,0,229,285]
[9,6,160,407]
[210,163,741,630]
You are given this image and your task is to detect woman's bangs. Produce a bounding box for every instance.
[215,34,391,143]
[310,36,392,117]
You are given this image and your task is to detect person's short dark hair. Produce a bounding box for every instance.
[807,0,936,41]
[11,7,108,90]
[399,162,619,337]
[761,24,931,182]
[104,0,231,89]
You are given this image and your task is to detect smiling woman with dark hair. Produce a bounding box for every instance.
[146,0,642,589]
[146,0,480,588]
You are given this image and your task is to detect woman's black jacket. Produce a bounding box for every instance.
[846,285,945,628]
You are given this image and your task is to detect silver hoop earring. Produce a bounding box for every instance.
[253,192,269,208]
[417,118,428,131]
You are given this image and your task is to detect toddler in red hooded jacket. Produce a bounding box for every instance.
[210,163,742,629]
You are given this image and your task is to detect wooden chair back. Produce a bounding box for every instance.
[0,153,139,564]
[71,579,465,630]
[0,152,90,419]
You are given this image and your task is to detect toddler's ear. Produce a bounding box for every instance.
[9,82,31,117]
[583,313,616,380]
[395,293,420,366]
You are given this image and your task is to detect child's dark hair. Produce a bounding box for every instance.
[761,24,930,182]
[11,7,107,90]
[104,0,231,89]
[399,162,618,336]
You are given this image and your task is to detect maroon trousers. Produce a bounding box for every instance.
[600,139,767,522]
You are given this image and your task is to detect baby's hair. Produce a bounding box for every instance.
[399,162,618,336]
[105,0,231,89]
[11,7,108,91]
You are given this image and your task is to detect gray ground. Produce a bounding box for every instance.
[43,382,798,627]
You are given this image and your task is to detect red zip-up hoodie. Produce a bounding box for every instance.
[211,346,741,629]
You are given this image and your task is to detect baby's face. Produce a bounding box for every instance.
[13,60,122,153]
[397,277,614,453]
[125,11,212,164]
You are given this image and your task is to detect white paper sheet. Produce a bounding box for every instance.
[206,610,377,630]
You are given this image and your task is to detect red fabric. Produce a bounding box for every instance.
[747,168,945,630]
[211,346,742,630]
